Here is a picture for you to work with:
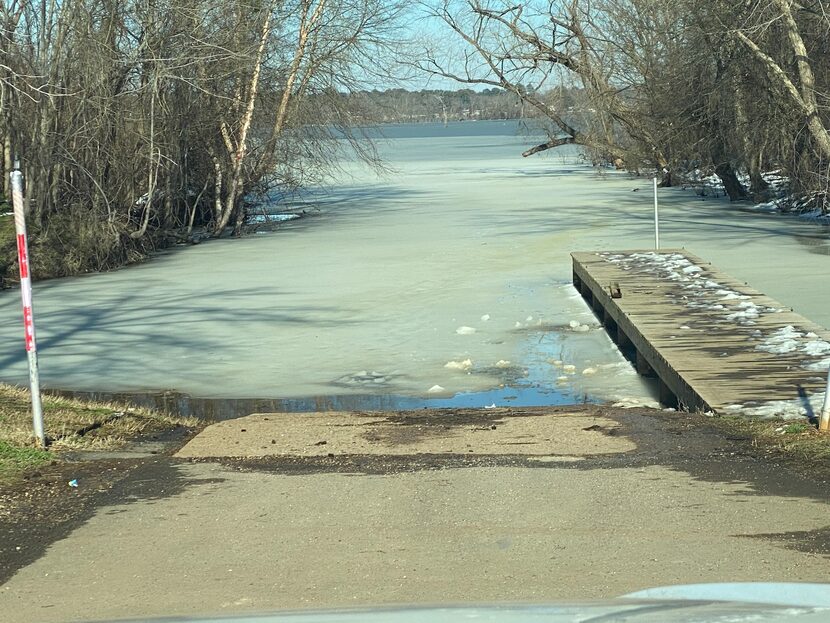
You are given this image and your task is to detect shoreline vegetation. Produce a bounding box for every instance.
[0,383,199,486]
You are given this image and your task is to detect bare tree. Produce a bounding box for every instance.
[1,0,407,279]
[418,1,668,168]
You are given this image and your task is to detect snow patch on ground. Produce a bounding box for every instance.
[724,392,825,420]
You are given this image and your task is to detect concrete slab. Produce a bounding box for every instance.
[175,409,635,459]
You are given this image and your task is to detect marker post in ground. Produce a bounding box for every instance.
[10,165,45,447]
[653,176,660,250]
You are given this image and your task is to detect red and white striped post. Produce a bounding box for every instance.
[10,165,45,447]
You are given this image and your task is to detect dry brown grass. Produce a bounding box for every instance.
[710,415,830,468]
[0,383,199,482]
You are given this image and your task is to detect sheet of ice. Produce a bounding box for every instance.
[0,120,827,404]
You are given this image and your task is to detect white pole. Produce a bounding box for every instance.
[653,176,660,250]
[820,367,830,431]
[10,165,45,447]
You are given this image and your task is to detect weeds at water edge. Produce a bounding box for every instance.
[0,383,198,485]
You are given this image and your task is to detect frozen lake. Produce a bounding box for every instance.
[1,120,828,410]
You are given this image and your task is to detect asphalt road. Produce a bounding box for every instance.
[1,406,829,623]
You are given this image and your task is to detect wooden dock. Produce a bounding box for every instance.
[572,250,830,416]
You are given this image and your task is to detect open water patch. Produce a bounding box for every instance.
[52,384,592,421]
[49,322,656,420]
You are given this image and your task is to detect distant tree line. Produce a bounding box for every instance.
[340,86,587,123]
[424,0,830,206]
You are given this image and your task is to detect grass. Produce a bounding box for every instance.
[0,440,52,480]
[710,414,830,467]
[0,383,199,485]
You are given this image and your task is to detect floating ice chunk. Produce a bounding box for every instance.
[568,320,580,329]
[456,326,476,335]
[444,358,473,371]
[582,367,597,375]
[680,325,691,330]
[480,314,490,322]
[514,321,522,328]
[682,265,702,274]
[484,403,497,409]
[562,364,577,373]
[428,385,445,393]
[550,359,563,366]
[495,360,512,368]
[526,316,533,322]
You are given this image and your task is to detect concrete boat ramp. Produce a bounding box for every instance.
[572,249,830,417]
[175,408,635,459]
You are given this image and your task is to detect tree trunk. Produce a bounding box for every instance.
[715,161,748,201]
[522,136,576,157]
[212,8,272,237]
[736,10,830,160]
[748,157,769,201]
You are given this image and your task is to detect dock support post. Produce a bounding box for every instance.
[658,379,678,409]
[636,351,655,377]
